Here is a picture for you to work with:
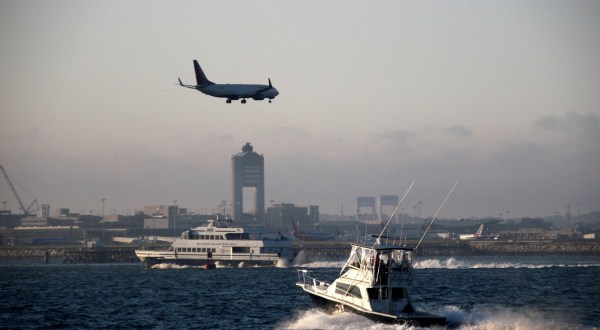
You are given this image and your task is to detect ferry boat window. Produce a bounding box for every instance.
[186,248,191,252]
[232,247,250,253]
[201,248,206,252]
[225,233,251,240]
[210,235,215,240]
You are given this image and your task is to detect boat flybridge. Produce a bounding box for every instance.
[297,238,446,327]
[135,218,294,268]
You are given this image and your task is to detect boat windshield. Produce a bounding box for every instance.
[341,245,413,277]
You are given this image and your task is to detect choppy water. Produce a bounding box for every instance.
[1,255,599,329]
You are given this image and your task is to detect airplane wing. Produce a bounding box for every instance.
[241,79,274,97]
[177,78,198,89]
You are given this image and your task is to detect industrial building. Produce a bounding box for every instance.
[266,203,319,233]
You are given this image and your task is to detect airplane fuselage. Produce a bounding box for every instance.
[197,83,279,101]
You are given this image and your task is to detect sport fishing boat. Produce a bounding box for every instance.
[296,240,446,327]
[296,179,458,327]
[135,218,294,268]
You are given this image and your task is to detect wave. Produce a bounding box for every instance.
[277,306,577,330]
[294,260,346,268]
[150,262,231,269]
[293,257,600,270]
[414,257,600,269]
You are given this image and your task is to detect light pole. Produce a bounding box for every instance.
[418,201,423,228]
[101,198,106,242]
[173,200,178,237]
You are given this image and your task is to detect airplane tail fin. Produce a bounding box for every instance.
[193,60,213,86]
[475,224,484,237]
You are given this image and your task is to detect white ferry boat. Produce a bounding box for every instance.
[135,218,294,268]
[296,240,446,327]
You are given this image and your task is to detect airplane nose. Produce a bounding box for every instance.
[273,88,279,97]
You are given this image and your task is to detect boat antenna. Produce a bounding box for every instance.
[371,180,416,249]
[414,178,460,253]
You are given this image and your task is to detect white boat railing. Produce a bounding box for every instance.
[297,270,368,309]
[297,269,329,290]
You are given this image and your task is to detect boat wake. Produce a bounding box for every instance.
[291,250,345,268]
[413,257,600,269]
[150,263,230,269]
[293,260,345,268]
[278,306,574,330]
[292,256,600,270]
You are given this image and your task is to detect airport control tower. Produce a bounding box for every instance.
[231,143,265,222]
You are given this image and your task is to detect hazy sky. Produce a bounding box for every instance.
[1,1,599,219]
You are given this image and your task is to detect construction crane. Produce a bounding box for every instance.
[0,164,39,216]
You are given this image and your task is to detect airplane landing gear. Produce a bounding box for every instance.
[269,99,272,103]
[241,99,247,104]
[226,99,232,104]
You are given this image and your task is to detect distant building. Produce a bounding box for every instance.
[378,195,399,222]
[144,217,169,229]
[266,203,319,233]
[143,205,169,218]
[55,208,79,218]
[21,217,48,227]
[143,205,179,230]
[357,197,376,220]
[231,143,265,222]
[42,204,50,218]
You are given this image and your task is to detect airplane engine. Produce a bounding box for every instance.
[252,95,265,101]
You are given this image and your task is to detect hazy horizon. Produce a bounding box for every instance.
[1,1,599,219]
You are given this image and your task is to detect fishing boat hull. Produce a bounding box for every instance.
[304,290,446,327]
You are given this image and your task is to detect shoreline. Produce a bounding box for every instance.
[1,240,599,261]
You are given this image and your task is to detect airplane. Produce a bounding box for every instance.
[290,218,335,241]
[459,224,484,240]
[177,60,279,104]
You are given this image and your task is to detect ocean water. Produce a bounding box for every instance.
[1,255,599,329]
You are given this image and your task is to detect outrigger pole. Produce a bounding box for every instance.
[414,178,460,253]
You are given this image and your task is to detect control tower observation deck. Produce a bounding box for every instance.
[231,143,265,222]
